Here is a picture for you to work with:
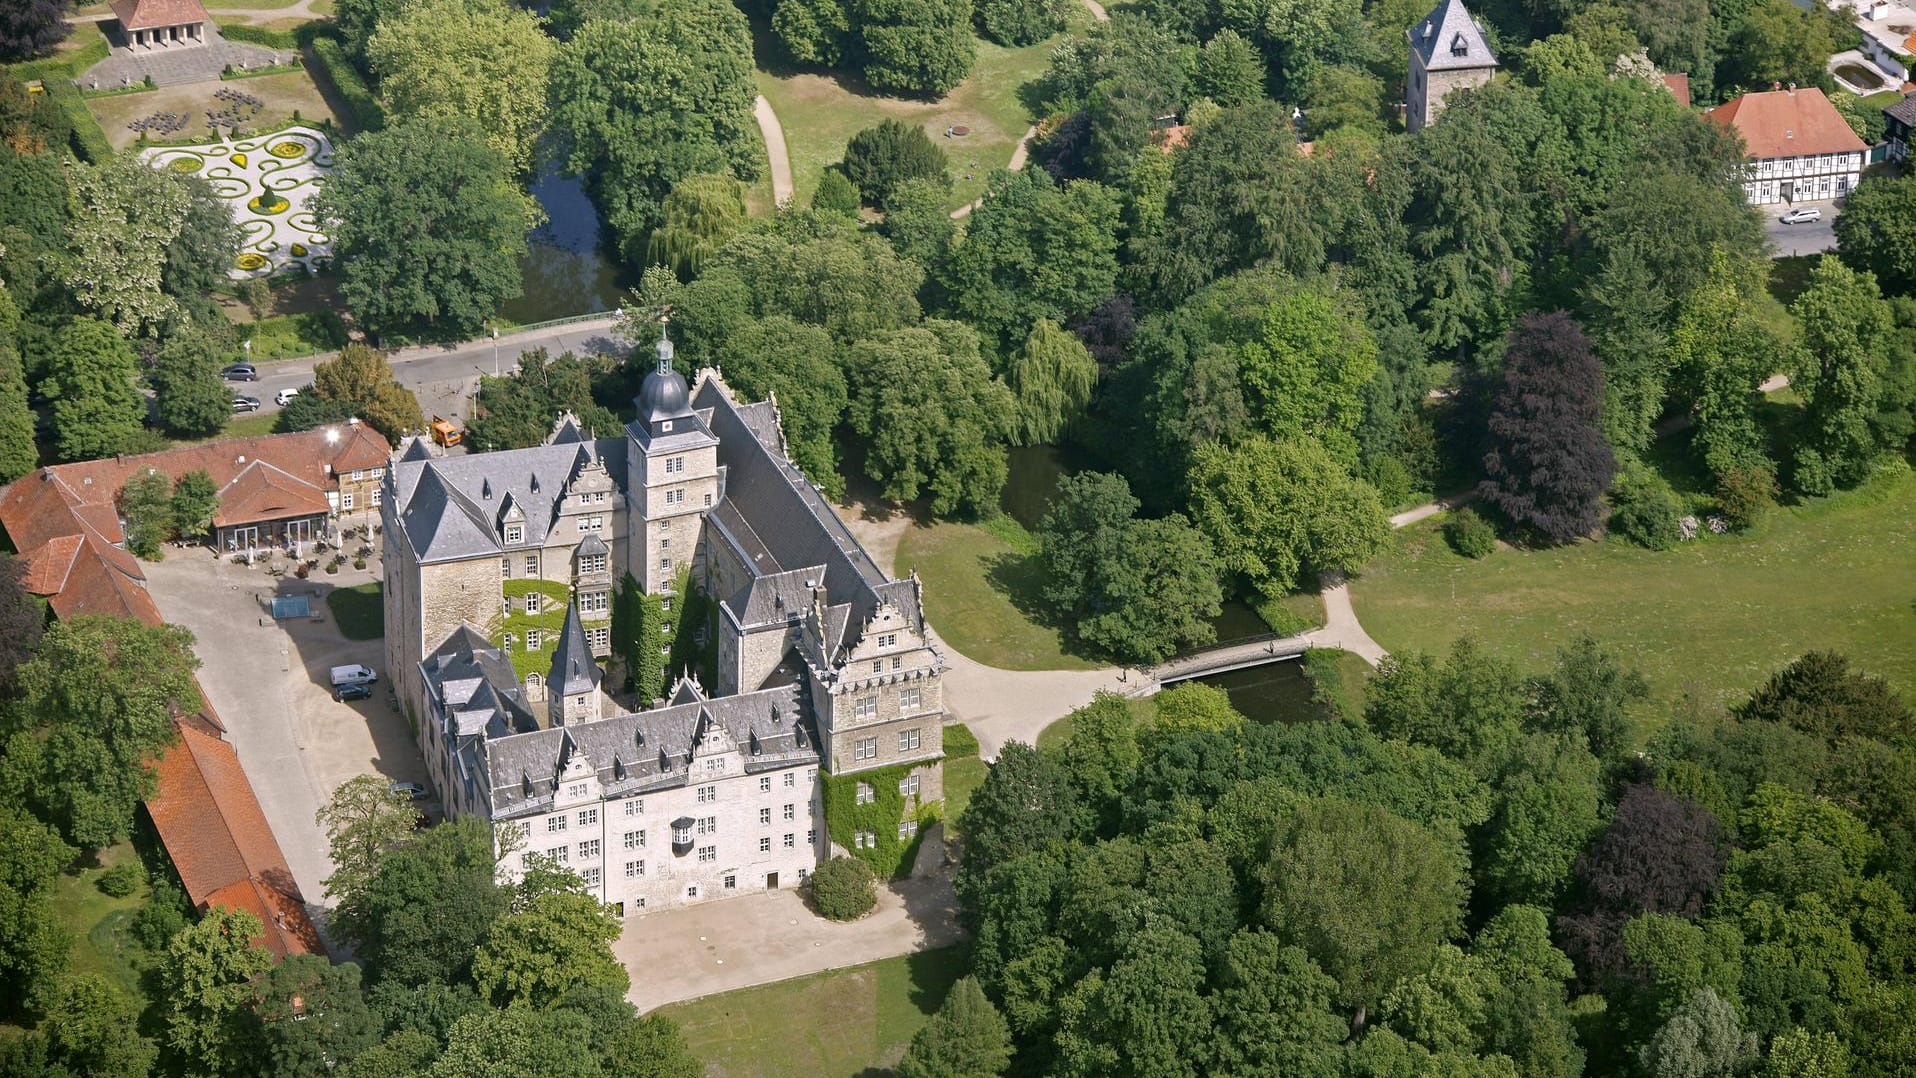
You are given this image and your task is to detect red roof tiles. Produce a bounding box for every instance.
[1707,88,1867,159]
[108,0,210,30]
[1663,73,1691,108]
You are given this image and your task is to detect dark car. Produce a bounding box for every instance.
[335,681,374,702]
[389,781,428,801]
[232,395,262,412]
[222,363,258,381]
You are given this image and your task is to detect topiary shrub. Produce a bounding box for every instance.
[1610,468,1684,550]
[98,861,144,898]
[809,855,876,921]
[1444,507,1497,558]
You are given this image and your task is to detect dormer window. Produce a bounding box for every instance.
[504,524,523,544]
[1450,32,1468,57]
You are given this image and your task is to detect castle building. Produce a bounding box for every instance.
[1406,0,1498,133]
[380,334,947,912]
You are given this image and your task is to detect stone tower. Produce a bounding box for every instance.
[1406,0,1498,133]
[624,327,720,596]
[548,600,604,726]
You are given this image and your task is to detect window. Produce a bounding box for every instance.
[784,833,795,849]
[853,829,877,849]
[807,828,816,845]
[696,785,715,804]
[855,783,874,805]
[899,820,919,841]
[526,629,542,651]
[704,757,726,774]
[583,867,601,887]
[1449,31,1467,56]
[673,822,692,845]
[549,846,569,863]
[892,657,902,670]
[697,846,716,863]
[341,492,354,510]
[659,558,672,574]
[566,783,588,799]
[878,633,897,648]
[625,860,646,877]
[661,597,673,612]
[624,830,646,849]
[854,696,877,721]
[760,836,772,852]
[502,557,512,578]
[665,489,685,506]
[759,776,771,792]
[898,728,921,753]
[580,553,608,574]
[351,469,364,481]
[580,591,608,614]
[525,555,538,575]
[580,515,603,533]
[901,687,921,711]
[588,628,609,650]
[704,493,713,507]
[625,799,645,816]
[899,774,919,797]
[547,816,568,833]
[372,467,385,479]
[659,537,670,551]
[783,772,795,788]
[724,874,736,889]
[783,803,795,821]
[505,524,523,544]
[665,456,685,474]
[524,593,540,614]
[579,839,601,859]
[577,807,597,826]
[371,487,383,507]
[759,807,772,826]
[697,816,717,836]
[854,737,877,761]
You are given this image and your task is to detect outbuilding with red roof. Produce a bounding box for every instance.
[1706,87,1868,206]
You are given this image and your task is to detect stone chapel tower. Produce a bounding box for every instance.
[624,327,721,596]
[548,601,604,726]
[1406,0,1498,133]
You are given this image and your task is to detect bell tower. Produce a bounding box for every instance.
[624,325,720,596]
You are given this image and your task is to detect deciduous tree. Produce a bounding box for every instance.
[1236,279,1377,466]
[314,118,530,338]
[1005,319,1097,445]
[844,321,1015,516]
[1835,173,1916,297]
[319,774,423,908]
[151,330,232,438]
[0,292,37,484]
[1788,256,1897,493]
[161,907,274,1076]
[332,816,511,988]
[720,316,849,495]
[466,348,621,452]
[0,810,73,1012]
[1187,435,1389,598]
[427,1007,601,1078]
[853,0,976,96]
[0,0,72,62]
[1639,987,1755,1078]
[40,317,144,463]
[118,469,175,560]
[246,956,381,1078]
[295,343,425,442]
[472,889,628,1008]
[772,0,851,66]
[1196,29,1267,109]
[1478,311,1616,544]
[646,173,746,279]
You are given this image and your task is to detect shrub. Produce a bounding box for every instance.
[133,878,190,950]
[809,855,876,921]
[1715,465,1778,530]
[943,722,980,759]
[812,168,861,216]
[1364,454,1413,508]
[842,119,949,209]
[1444,507,1497,558]
[308,34,384,132]
[97,861,144,898]
[218,22,299,48]
[1609,468,1684,550]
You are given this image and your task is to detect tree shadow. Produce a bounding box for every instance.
[742,3,947,103]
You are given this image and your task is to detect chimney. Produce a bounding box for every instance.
[1787,82,1796,95]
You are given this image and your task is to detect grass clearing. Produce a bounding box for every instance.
[753,22,1067,211]
[896,515,1102,672]
[325,581,383,640]
[87,68,338,150]
[1351,460,1916,723]
[52,842,150,1002]
[659,946,969,1077]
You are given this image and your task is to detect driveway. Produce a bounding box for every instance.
[1765,199,1839,258]
[139,548,428,934]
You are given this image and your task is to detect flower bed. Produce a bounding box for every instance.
[269,141,305,159]
[236,252,268,271]
[248,191,290,215]
[142,125,335,280]
[168,156,202,172]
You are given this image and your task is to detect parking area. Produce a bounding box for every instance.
[1765,198,1840,258]
[140,546,428,917]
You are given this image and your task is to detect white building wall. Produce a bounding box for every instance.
[1741,151,1864,204]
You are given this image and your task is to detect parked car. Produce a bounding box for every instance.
[335,681,374,702]
[222,363,257,381]
[328,664,378,687]
[275,387,303,407]
[232,395,261,412]
[389,781,428,801]
[1781,207,1822,224]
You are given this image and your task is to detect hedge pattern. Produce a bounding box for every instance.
[822,761,940,880]
[306,35,383,133]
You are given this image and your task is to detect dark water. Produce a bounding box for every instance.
[499,169,631,324]
[1000,444,1070,530]
[1193,660,1318,726]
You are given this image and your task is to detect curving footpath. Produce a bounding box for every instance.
[754,95,795,207]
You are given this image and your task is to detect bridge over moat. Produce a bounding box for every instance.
[1143,633,1314,688]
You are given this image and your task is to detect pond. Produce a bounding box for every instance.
[1000,444,1071,530]
[1835,63,1886,90]
[499,167,632,325]
[1192,660,1320,726]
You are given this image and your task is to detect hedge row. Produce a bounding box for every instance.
[306,35,383,133]
[217,23,301,49]
[42,80,113,161]
[6,27,109,83]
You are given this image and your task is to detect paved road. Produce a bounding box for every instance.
[754,96,795,207]
[236,315,627,429]
[1765,199,1839,258]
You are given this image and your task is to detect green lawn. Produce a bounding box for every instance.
[326,581,383,640]
[941,723,986,838]
[754,17,1079,211]
[1351,461,1916,723]
[658,946,969,1077]
[51,842,151,1002]
[896,515,1103,671]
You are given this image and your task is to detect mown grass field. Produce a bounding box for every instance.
[895,514,1103,672]
[1352,460,1916,722]
[658,946,969,1077]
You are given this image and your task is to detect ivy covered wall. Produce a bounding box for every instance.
[821,762,942,880]
[489,579,572,680]
[613,571,666,701]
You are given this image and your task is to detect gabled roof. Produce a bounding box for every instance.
[1663,73,1691,108]
[398,466,501,563]
[388,438,626,564]
[548,601,602,699]
[1884,92,1916,127]
[1408,0,1496,72]
[212,460,331,528]
[47,538,163,627]
[1707,88,1867,159]
[109,0,209,29]
[146,719,320,959]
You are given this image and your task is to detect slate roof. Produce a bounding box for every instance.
[1707,88,1868,158]
[1884,92,1916,127]
[421,626,537,738]
[549,601,602,698]
[1408,0,1496,72]
[389,438,626,564]
[481,679,819,819]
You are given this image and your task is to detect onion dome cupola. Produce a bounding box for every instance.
[636,323,695,434]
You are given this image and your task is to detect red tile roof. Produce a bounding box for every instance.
[1663,73,1691,108]
[147,719,321,959]
[108,0,209,29]
[1707,88,1867,159]
[213,460,333,529]
[48,539,164,627]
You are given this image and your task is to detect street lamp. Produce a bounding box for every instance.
[491,326,499,378]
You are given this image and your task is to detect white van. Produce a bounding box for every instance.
[329,664,378,687]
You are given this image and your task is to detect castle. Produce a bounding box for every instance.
[1406,0,1498,133]
[379,334,947,914]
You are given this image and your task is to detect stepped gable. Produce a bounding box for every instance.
[389,437,628,563]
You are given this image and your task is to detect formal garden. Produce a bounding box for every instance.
[141,123,335,278]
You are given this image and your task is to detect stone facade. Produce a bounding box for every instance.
[1406,0,1498,133]
[391,336,948,912]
